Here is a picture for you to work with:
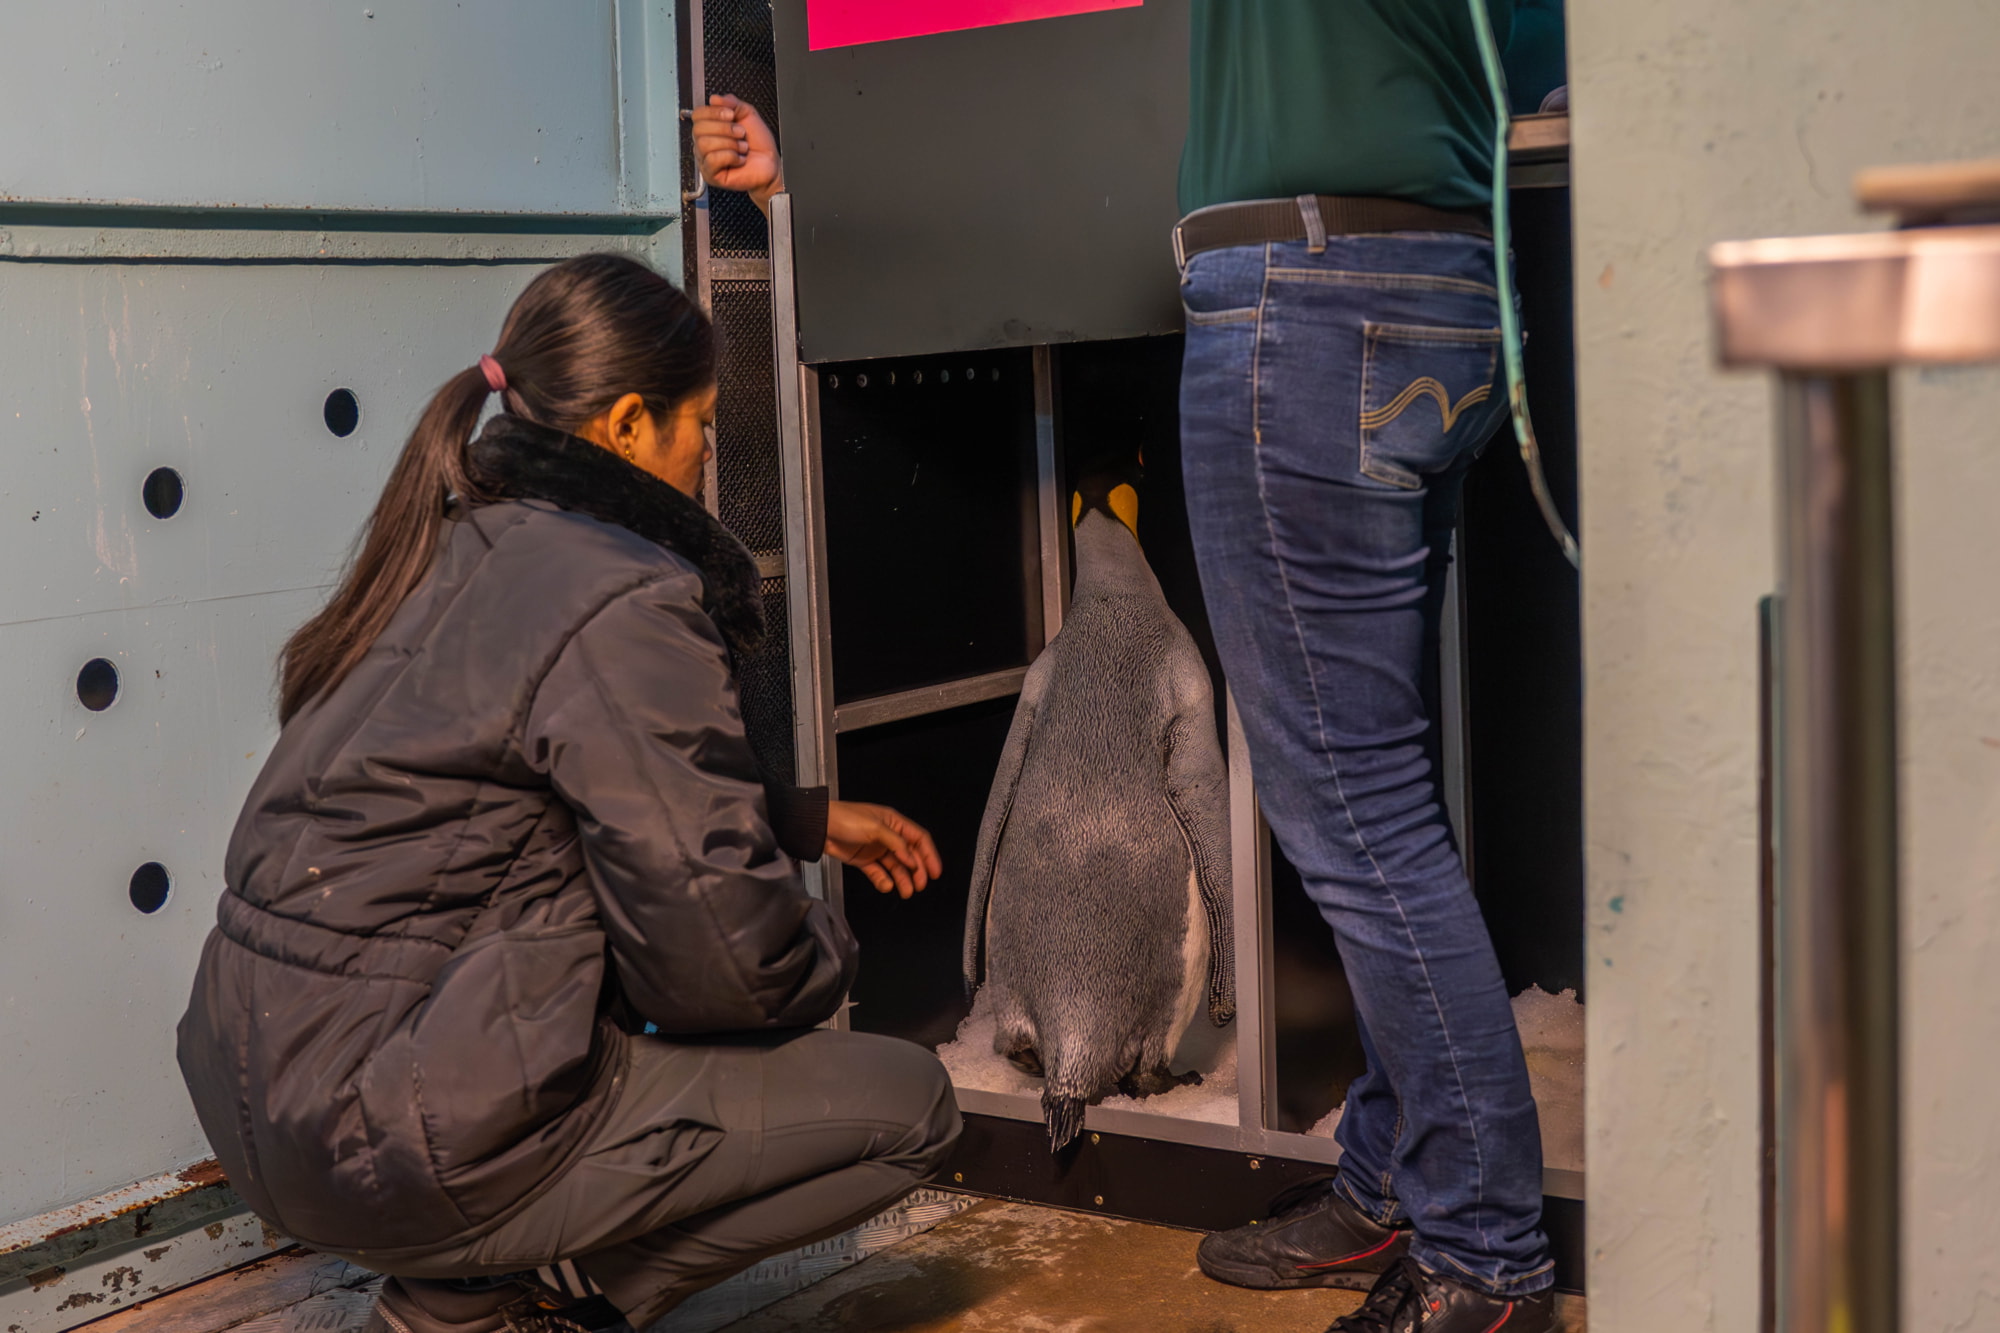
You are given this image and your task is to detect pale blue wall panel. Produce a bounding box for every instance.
[0,1,681,215]
[0,256,630,1224]
[0,592,320,1219]
[0,0,686,1242]
[0,262,545,626]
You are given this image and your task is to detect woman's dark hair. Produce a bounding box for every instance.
[278,252,715,722]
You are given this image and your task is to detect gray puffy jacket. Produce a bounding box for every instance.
[176,415,850,1259]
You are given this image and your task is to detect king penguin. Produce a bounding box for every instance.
[963,469,1234,1151]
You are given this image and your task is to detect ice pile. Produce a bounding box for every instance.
[933,985,1581,1162]
[1513,984,1584,1173]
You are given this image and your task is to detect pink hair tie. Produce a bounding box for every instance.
[478,354,508,394]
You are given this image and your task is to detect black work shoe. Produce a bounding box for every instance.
[1327,1259,1557,1332]
[1197,1176,1413,1291]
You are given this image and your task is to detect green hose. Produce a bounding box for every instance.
[1468,0,1581,568]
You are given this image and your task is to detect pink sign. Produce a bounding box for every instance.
[808,0,1144,51]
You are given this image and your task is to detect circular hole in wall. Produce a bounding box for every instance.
[323,388,361,438]
[129,862,172,914]
[142,467,186,520]
[76,658,120,712]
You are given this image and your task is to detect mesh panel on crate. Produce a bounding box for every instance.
[712,280,785,554]
[736,577,797,785]
[696,0,796,791]
[709,179,772,256]
[703,0,778,256]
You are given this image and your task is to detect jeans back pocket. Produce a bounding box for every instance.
[1358,321,1504,490]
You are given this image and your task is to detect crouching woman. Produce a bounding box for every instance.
[177,254,960,1333]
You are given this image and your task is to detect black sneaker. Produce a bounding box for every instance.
[1327,1259,1556,1332]
[1197,1176,1413,1291]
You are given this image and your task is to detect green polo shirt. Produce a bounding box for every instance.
[1178,0,1516,216]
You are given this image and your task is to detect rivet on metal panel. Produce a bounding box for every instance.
[856,373,869,388]
[1248,1158,1263,1171]
[952,1172,963,1183]
[1093,1195,1105,1206]
[1090,1133,1100,1145]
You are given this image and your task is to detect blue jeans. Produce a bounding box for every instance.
[1179,234,1553,1296]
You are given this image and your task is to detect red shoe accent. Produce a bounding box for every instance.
[1479,1301,1516,1333]
[1294,1232,1404,1271]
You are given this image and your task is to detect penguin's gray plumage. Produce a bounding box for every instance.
[963,506,1234,1150]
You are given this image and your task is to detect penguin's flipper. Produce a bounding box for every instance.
[1164,693,1236,1027]
[963,651,1055,1001]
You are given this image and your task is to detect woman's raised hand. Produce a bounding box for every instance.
[824,801,943,899]
[690,93,783,214]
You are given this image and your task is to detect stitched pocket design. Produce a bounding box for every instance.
[1358,321,1503,490]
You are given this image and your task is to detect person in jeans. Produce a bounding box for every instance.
[1177,3,1558,1329]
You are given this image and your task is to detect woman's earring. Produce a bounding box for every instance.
[622,442,636,461]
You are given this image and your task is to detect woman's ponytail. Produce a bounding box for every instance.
[277,366,493,722]
[276,252,712,723]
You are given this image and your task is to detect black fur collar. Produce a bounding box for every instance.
[466,414,765,659]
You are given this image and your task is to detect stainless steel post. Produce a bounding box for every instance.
[770,191,840,914]
[1773,371,1899,1333]
[1712,166,2000,1331]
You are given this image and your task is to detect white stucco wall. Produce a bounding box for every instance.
[1569,3,2000,1328]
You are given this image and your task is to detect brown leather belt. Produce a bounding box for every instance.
[1173,194,1491,268]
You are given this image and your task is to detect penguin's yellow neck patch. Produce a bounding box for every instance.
[1072,484,1141,539]
[1108,484,1139,537]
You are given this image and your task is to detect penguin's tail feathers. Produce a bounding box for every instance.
[1041,1090,1087,1153]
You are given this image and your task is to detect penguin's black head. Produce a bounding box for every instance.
[1071,457,1144,539]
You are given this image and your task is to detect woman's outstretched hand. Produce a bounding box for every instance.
[690,93,783,215]
[825,801,942,899]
